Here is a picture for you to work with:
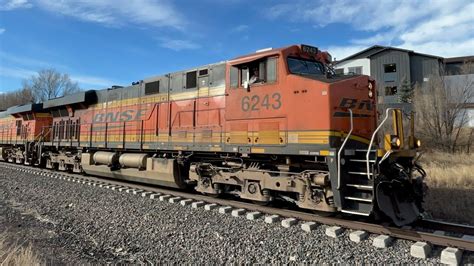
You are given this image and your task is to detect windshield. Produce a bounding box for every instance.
[287,57,325,75]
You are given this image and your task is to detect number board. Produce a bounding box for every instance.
[301,44,319,55]
[241,93,282,111]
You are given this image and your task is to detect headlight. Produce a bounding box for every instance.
[415,139,421,148]
[391,136,401,148]
[368,82,374,98]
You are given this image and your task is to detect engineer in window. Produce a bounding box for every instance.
[249,67,261,84]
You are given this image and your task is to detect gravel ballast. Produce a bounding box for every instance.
[0,162,472,264]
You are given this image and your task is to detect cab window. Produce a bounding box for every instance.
[230,57,277,88]
[287,57,324,76]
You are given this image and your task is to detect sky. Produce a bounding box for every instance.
[0,0,473,93]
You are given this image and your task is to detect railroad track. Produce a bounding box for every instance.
[1,161,473,261]
[415,219,474,236]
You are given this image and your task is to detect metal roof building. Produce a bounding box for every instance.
[334,45,443,105]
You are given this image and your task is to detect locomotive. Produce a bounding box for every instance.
[0,44,425,226]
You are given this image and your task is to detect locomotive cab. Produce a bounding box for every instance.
[225,44,425,225]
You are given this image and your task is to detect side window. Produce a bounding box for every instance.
[266,57,277,83]
[238,57,278,87]
[385,86,398,95]
[258,61,266,81]
[384,64,397,73]
[199,69,208,76]
[186,71,197,89]
[348,66,362,75]
[230,66,238,88]
[241,68,249,86]
[16,120,22,136]
[145,81,160,95]
[210,64,225,87]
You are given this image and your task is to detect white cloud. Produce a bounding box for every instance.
[0,0,32,10]
[231,24,249,32]
[34,0,185,29]
[158,38,200,51]
[268,0,450,31]
[0,28,5,34]
[269,0,474,58]
[350,32,398,46]
[0,66,36,79]
[399,4,474,45]
[0,65,118,88]
[0,65,119,88]
[0,51,65,69]
[399,39,474,58]
[0,50,119,88]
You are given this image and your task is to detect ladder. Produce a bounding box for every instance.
[336,108,395,216]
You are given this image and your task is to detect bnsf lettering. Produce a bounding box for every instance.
[93,109,146,122]
[339,98,373,111]
[358,100,373,111]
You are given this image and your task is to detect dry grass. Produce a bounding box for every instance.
[420,152,474,224]
[421,151,474,189]
[0,232,42,266]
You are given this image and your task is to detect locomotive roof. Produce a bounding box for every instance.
[141,60,226,84]
[229,45,290,64]
[0,110,11,119]
[7,103,43,115]
[43,90,97,109]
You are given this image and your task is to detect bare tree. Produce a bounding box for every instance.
[22,69,80,102]
[414,62,474,152]
[0,88,35,111]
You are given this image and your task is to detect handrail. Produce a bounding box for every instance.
[337,109,353,190]
[366,108,394,179]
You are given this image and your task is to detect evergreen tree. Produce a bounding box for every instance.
[399,78,414,103]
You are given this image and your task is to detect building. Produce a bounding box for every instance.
[443,56,474,127]
[444,56,474,75]
[334,45,443,104]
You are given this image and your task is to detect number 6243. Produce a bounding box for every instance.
[241,93,281,111]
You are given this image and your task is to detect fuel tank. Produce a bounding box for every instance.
[81,152,188,189]
[119,153,148,169]
[93,151,118,165]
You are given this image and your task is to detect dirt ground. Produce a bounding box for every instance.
[0,200,89,264]
[420,152,474,224]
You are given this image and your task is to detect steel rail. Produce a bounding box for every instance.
[416,218,474,236]
[1,161,473,252]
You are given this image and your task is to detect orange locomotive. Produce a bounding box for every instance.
[0,45,425,225]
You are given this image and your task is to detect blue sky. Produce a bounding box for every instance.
[0,0,473,93]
